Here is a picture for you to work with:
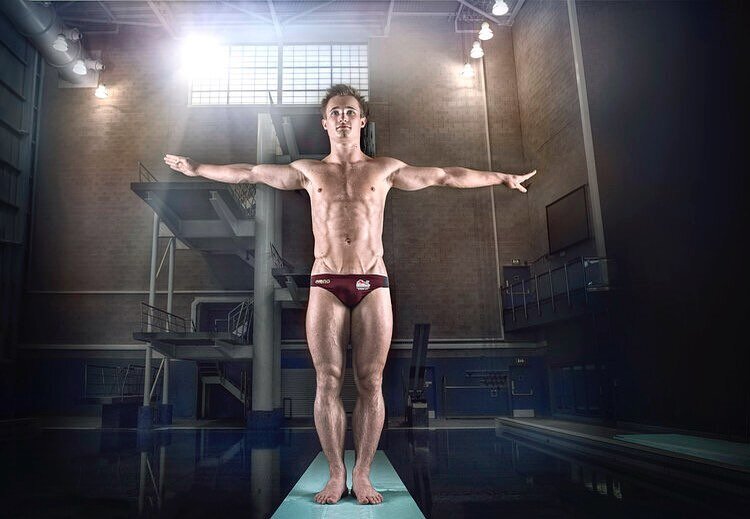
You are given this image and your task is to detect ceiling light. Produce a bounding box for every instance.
[492,1,510,16]
[72,59,87,75]
[478,22,494,41]
[52,34,68,52]
[460,63,475,78]
[94,84,109,99]
[470,41,484,59]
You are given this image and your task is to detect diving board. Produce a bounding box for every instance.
[272,450,425,518]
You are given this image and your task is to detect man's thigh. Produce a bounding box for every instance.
[306,287,350,380]
[350,287,393,386]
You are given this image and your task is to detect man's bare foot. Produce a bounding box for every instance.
[352,469,383,504]
[314,473,348,504]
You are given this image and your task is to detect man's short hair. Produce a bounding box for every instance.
[320,84,369,118]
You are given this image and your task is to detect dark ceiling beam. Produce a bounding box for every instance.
[281,0,337,25]
[384,0,395,36]
[96,1,116,21]
[147,1,177,38]
[60,16,162,28]
[454,0,503,25]
[220,1,272,24]
[266,0,283,39]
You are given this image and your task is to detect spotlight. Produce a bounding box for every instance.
[492,1,510,16]
[470,41,484,59]
[478,22,494,41]
[94,84,109,98]
[460,63,475,78]
[52,34,68,52]
[72,59,87,75]
[179,35,225,78]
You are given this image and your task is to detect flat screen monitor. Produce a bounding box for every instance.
[546,185,590,255]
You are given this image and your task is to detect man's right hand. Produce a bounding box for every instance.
[164,154,200,177]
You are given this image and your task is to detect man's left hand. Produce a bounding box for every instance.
[505,170,537,193]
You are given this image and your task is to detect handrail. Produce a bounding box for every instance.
[502,257,616,320]
[227,298,253,343]
[84,362,162,401]
[270,243,294,270]
[140,303,190,333]
[227,183,257,218]
[138,161,157,182]
[149,358,165,400]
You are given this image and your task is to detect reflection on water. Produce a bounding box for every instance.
[0,427,746,518]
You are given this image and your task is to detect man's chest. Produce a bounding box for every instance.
[306,167,390,201]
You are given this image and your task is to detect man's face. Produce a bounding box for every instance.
[321,95,366,143]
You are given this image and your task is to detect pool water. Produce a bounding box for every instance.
[0,428,746,518]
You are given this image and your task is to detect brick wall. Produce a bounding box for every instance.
[512,1,593,264]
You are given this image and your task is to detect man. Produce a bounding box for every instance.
[164,84,535,505]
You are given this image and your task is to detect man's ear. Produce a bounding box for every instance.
[361,117,367,128]
[321,119,327,130]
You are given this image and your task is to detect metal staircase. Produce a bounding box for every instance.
[198,361,250,417]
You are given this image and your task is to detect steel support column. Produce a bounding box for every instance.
[250,184,275,421]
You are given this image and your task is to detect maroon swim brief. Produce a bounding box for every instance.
[309,274,389,309]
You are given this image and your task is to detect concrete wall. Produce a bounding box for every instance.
[510,0,745,436]
[575,0,746,435]
[512,0,594,267]
[22,16,532,345]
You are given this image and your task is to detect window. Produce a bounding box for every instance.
[189,44,368,106]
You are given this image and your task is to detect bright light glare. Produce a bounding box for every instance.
[492,1,510,16]
[179,35,227,78]
[460,63,475,78]
[478,22,493,41]
[470,41,484,59]
[94,84,109,98]
[52,34,68,52]
[72,59,87,75]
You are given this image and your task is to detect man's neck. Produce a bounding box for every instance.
[326,140,366,165]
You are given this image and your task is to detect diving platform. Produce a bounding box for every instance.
[272,267,311,308]
[271,450,425,518]
[130,171,257,264]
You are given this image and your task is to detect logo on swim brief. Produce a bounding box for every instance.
[356,279,371,291]
[314,279,330,284]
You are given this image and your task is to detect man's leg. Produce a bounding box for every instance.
[350,287,393,504]
[306,286,350,504]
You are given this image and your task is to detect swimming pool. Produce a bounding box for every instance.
[1,427,746,518]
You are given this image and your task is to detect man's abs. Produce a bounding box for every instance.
[311,255,388,277]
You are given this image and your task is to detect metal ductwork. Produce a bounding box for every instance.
[0,0,102,84]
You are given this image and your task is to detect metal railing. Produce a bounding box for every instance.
[227,299,254,344]
[139,160,256,218]
[84,363,162,401]
[138,161,157,182]
[270,243,294,270]
[503,257,617,323]
[228,183,257,218]
[140,303,194,333]
[211,300,254,344]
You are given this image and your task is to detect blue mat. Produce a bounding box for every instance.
[613,433,750,468]
[271,450,425,518]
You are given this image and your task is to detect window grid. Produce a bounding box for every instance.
[189,44,368,106]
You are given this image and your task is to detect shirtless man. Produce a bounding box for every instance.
[164,84,535,506]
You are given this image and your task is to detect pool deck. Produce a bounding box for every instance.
[496,417,750,497]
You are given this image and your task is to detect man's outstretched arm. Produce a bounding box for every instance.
[163,154,306,190]
[388,159,536,192]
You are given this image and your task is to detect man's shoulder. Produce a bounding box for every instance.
[368,156,404,170]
